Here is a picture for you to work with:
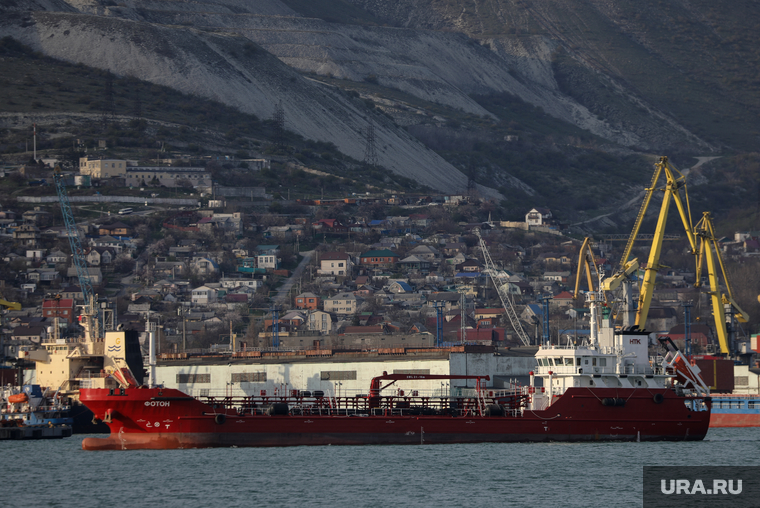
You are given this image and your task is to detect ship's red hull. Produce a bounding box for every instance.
[79,387,711,450]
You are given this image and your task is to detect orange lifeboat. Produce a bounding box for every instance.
[8,393,28,403]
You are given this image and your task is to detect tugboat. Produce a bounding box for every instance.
[78,287,712,450]
[0,384,73,440]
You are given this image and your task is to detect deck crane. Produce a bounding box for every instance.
[473,228,531,346]
[52,166,101,339]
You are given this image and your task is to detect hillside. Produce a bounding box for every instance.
[0,0,758,231]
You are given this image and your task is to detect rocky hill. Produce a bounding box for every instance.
[1,0,758,228]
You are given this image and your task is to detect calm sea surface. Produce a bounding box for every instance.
[3,428,758,508]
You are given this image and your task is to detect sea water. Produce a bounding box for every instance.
[2,428,758,508]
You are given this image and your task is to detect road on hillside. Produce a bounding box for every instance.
[568,156,722,228]
[273,250,314,305]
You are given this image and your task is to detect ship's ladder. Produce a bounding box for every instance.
[475,379,486,416]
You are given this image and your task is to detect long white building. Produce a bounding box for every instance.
[154,347,538,399]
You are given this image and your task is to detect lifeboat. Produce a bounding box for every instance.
[8,393,28,403]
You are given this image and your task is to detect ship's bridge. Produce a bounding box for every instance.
[533,344,669,393]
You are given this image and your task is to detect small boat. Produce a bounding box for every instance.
[1,385,73,440]
[7,393,28,404]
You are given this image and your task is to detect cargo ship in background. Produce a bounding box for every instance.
[694,350,760,428]
[79,290,712,450]
[18,307,144,434]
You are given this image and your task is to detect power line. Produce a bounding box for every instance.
[102,72,115,130]
[271,100,285,147]
[363,119,378,167]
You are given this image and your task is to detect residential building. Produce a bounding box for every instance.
[28,268,59,283]
[46,250,68,264]
[66,266,102,285]
[323,292,361,315]
[79,158,127,178]
[192,256,219,276]
[98,222,131,237]
[474,308,505,327]
[85,247,114,267]
[405,245,441,262]
[11,325,47,343]
[550,291,575,308]
[295,292,320,310]
[13,224,40,246]
[312,219,347,233]
[220,278,264,290]
[307,310,334,334]
[42,298,75,324]
[125,166,211,188]
[359,249,399,267]
[318,252,353,276]
[525,207,552,226]
[399,255,431,272]
[543,271,571,282]
[455,259,482,272]
[197,213,243,236]
[191,285,217,305]
[387,281,413,293]
[256,254,279,270]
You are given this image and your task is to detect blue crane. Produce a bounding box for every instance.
[53,166,101,335]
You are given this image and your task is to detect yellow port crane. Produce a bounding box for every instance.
[573,237,606,303]
[0,298,21,311]
[694,212,749,354]
[603,156,749,355]
[618,156,697,328]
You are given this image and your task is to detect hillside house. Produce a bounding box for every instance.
[399,255,431,272]
[526,208,552,226]
[543,271,571,282]
[550,291,575,308]
[98,221,131,237]
[323,293,361,315]
[406,245,441,262]
[359,249,399,268]
[455,259,482,273]
[13,225,40,247]
[312,219,347,233]
[295,292,320,310]
[474,308,505,327]
[307,310,334,334]
[46,250,68,264]
[318,252,353,276]
[42,298,75,324]
[191,285,217,305]
[192,256,220,276]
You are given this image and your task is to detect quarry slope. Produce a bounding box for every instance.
[0,8,502,198]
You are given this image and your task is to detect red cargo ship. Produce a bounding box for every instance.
[80,294,712,450]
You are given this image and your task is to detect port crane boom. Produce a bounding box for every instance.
[474,228,531,346]
[604,156,749,356]
[604,157,697,328]
[53,166,100,338]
